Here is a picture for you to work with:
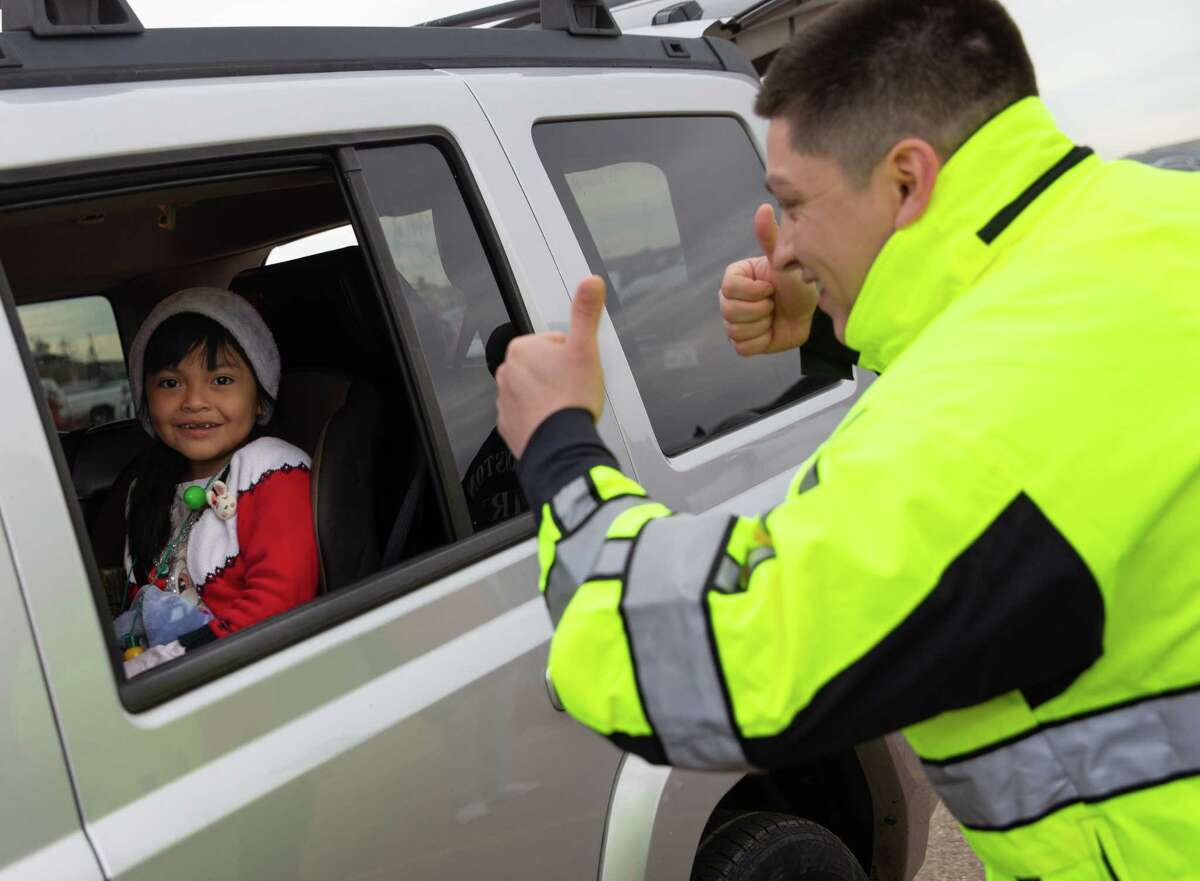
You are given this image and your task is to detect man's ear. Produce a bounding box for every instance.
[885,138,941,231]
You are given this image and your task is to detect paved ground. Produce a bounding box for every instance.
[912,802,984,881]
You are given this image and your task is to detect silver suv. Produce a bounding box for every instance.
[0,1,933,878]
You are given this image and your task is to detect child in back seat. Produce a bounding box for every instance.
[113,288,318,678]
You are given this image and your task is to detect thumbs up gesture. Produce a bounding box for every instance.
[496,276,607,460]
[719,203,818,356]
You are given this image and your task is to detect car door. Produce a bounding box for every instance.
[0,472,103,881]
[0,71,628,881]
[467,67,864,521]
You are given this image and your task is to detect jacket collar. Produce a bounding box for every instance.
[844,97,1088,373]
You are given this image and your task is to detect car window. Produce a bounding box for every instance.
[16,296,131,431]
[534,116,837,456]
[266,224,358,265]
[356,143,528,531]
[0,160,484,695]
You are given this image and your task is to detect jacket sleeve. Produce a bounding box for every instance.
[535,405,1104,770]
[205,466,319,639]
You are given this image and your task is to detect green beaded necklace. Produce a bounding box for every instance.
[152,467,228,581]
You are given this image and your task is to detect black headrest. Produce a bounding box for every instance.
[312,381,382,591]
[271,367,351,458]
[71,419,153,503]
[231,245,391,376]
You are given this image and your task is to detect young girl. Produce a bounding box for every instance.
[115,287,318,677]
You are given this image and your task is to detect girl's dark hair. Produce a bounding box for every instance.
[126,312,274,578]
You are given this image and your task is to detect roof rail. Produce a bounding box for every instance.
[423,0,623,35]
[1,0,144,35]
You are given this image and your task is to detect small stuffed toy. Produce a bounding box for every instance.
[207,480,237,521]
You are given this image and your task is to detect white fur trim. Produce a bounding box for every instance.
[186,437,311,587]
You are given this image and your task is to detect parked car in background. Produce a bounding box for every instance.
[58,377,134,428]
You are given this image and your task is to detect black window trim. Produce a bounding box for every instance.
[0,128,536,713]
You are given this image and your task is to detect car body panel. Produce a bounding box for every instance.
[0,70,627,881]
[0,453,102,879]
[0,54,930,881]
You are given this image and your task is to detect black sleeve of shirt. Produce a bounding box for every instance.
[517,408,619,514]
[800,308,859,378]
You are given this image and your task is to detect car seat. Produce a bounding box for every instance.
[231,246,439,591]
[310,378,431,591]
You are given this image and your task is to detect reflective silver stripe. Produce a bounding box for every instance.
[623,513,748,770]
[747,545,775,574]
[712,555,740,594]
[924,688,1200,830]
[551,476,600,534]
[545,496,647,627]
[594,539,633,577]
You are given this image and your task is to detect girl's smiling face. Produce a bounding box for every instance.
[146,343,260,479]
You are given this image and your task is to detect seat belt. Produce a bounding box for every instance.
[381,458,428,569]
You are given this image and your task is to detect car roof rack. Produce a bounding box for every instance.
[0,0,758,91]
[0,26,756,91]
[423,0,624,34]
[1,0,144,36]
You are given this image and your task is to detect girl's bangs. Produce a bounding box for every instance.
[142,312,252,377]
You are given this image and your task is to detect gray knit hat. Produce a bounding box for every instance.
[129,287,280,436]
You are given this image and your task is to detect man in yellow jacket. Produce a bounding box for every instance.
[495,0,1200,878]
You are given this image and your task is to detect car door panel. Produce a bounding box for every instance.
[0,72,622,881]
[0,531,102,881]
[466,69,864,515]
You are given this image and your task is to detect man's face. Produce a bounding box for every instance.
[765,117,899,341]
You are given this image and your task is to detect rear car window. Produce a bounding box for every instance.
[16,295,131,431]
[534,115,836,456]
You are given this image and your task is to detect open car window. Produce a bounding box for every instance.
[0,141,524,703]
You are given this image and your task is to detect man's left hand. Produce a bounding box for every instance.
[496,276,607,460]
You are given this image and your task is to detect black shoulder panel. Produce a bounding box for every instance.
[739,491,1105,768]
[0,26,738,91]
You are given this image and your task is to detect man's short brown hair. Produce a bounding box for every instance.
[755,0,1038,184]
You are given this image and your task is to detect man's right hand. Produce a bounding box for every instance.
[719,203,819,356]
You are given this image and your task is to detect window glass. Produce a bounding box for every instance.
[535,116,838,456]
[0,164,460,691]
[356,143,527,531]
[16,296,131,430]
[266,224,358,265]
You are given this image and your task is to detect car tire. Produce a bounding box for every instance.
[691,811,868,881]
[89,405,114,426]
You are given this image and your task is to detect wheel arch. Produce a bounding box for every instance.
[603,735,933,881]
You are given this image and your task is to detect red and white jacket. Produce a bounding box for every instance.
[126,437,319,645]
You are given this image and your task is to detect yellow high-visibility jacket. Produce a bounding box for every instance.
[528,97,1200,881]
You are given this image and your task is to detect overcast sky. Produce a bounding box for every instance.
[123,0,1200,157]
